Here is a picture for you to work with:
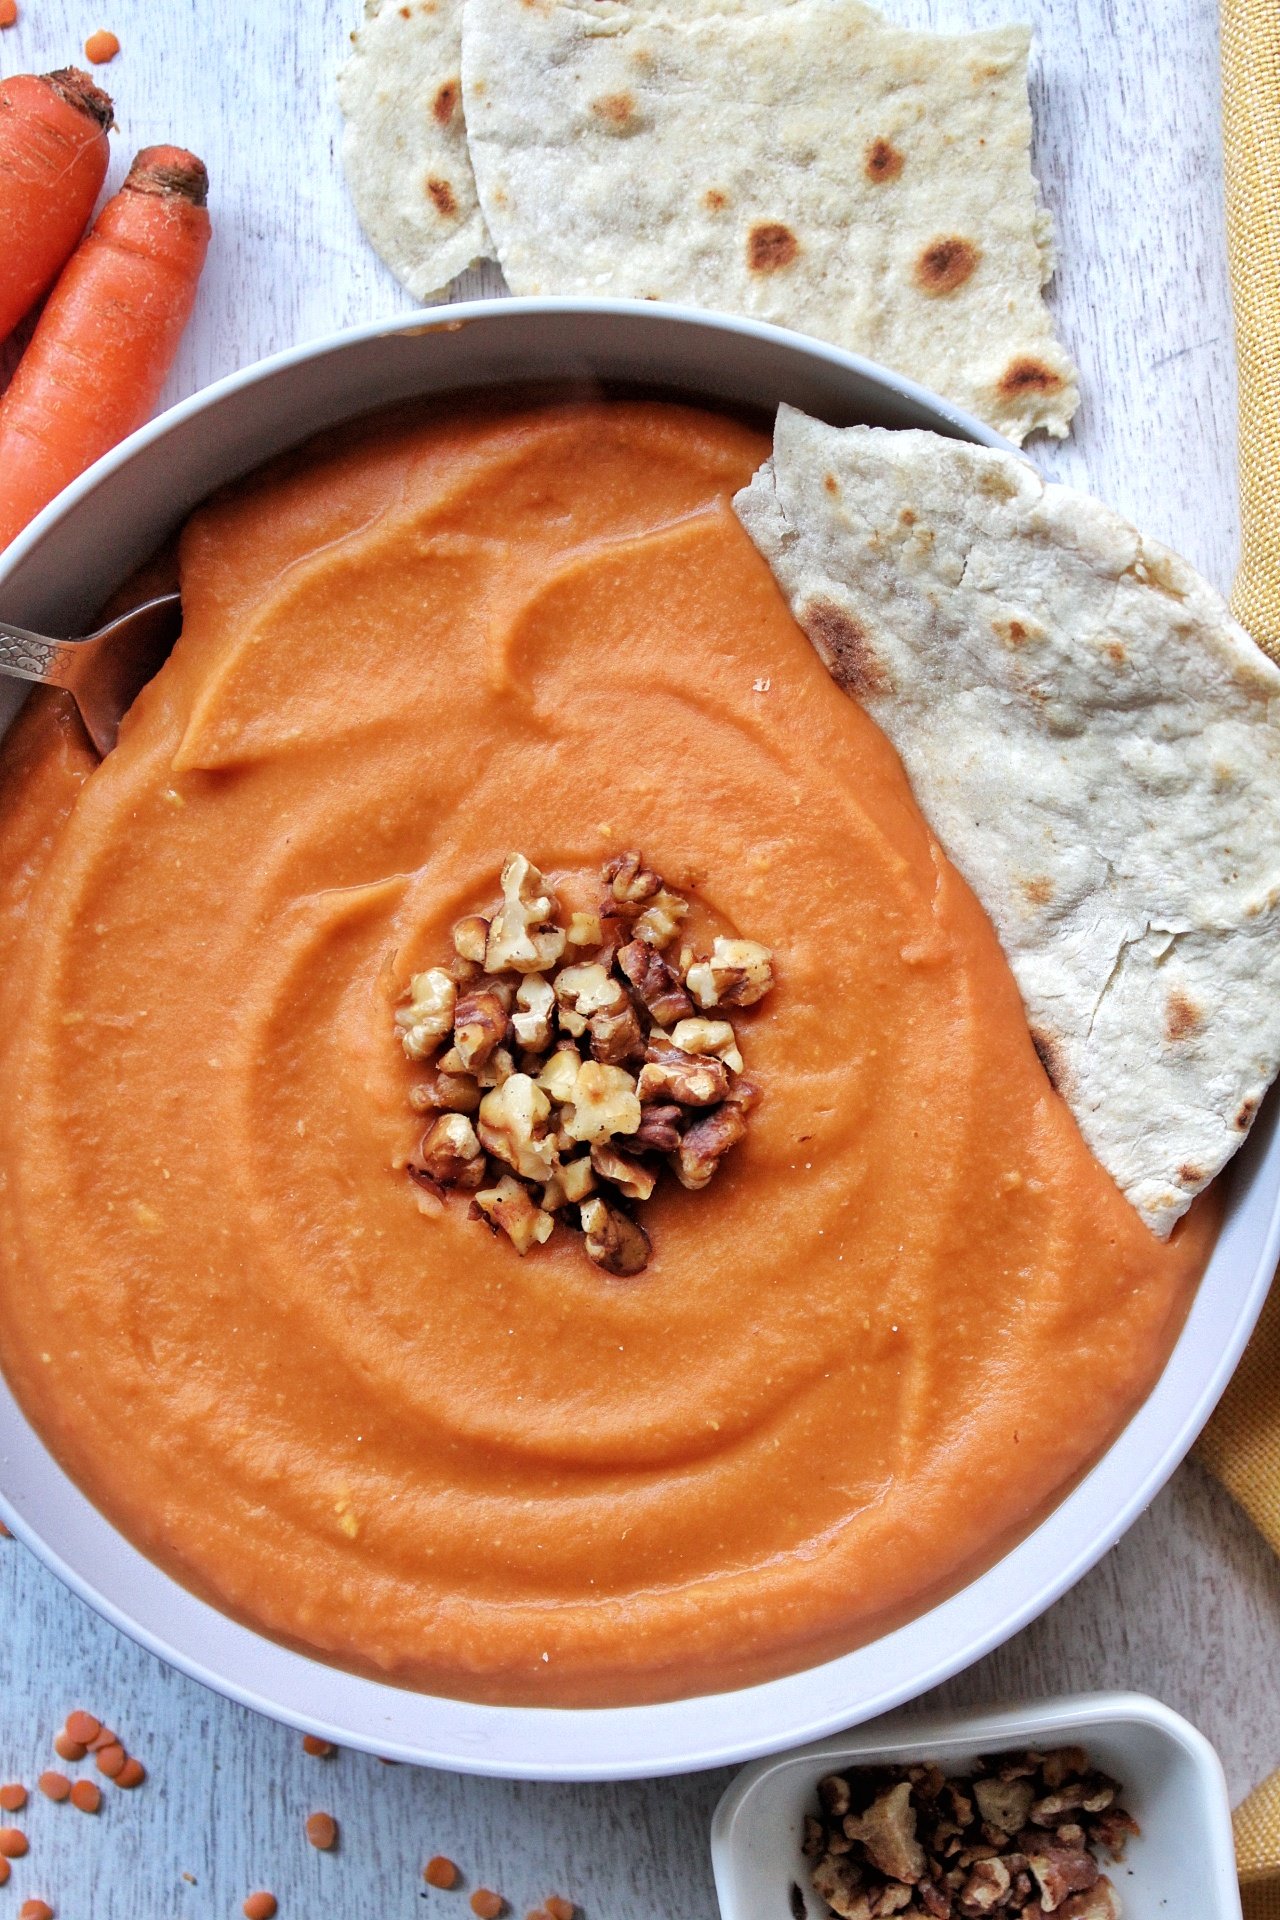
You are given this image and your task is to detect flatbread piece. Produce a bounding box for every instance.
[735,406,1280,1234]
[338,0,493,300]
[461,0,1077,442]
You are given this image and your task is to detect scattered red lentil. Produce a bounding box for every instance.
[83,27,119,62]
[115,1757,146,1789]
[0,1860,9,1888]
[64,1711,100,1746]
[471,1892,505,1919]
[87,1726,117,1753]
[301,1735,334,1758]
[69,1780,100,1815]
[52,1734,86,1764]
[95,1742,126,1779]
[242,1897,277,1920]
[0,1829,29,1858]
[37,1773,70,1804]
[305,1811,337,1851]
[0,2,17,26]
[425,1857,460,1889]
[0,1517,9,1535]
[545,1900,575,1920]
[19,1901,53,1920]
[0,1785,26,1812]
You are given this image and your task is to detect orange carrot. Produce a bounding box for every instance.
[0,68,114,344]
[0,145,210,550]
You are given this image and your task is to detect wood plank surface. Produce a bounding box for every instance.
[0,0,1276,1915]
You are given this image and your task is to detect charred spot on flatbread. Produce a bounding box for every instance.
[433,79,460,125]
[800,599,891,700]
[427,176,458,218]
[704,188,728,212]
[998,356,1065,397]
[592,91,638,132]
[1236,1097,1259,1131]
[748,223,799,274]
[1178,1163,1205,1185]
[865,137,904,183]
[914,236,980,297]
[1030,1027,1064,1091]
[994,616,1033,647]
[1165,991,1203,1042]
[824,474,839,496]
[1022,876,1054,907]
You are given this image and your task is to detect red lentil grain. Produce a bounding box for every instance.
[243,1897,277,1920]
[37,1773,70,1803]
[69,1780,100,1814]
[301,1736,334,1758]
[0,2,16,28]
[471,1892,505,1919]
[64,1711,100,1746]
[0,1830,28,1858]
[20,1901,54,1920]
[53,1734,86,1763]
[0,1860,9,1888]
[95,1742,126,1779]
[545,1900,575,1920]
[83,28,119,62]
[115,1757,146,1789]
[0,1785,26,1812]
[305,1811,337,1851]
[87,1726,117,1753]
[424,1857,460,1890]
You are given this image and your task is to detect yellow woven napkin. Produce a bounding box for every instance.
[1196,2,1280,1904]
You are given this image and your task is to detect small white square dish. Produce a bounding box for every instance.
[710,1691,1242,1920]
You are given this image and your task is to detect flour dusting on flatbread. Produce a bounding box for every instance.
[338,0,492,301]
[461,0,1077,442]
[735,407,1280,1233]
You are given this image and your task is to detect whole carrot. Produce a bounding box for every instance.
[0,145,211,551]
[0,68,114,344]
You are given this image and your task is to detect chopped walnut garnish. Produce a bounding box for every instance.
[808,1750,1136,1920]
[687,935,775,1008]
[580,1195,651,1275]
[453,986,509,1072]
[413,1113,486,1188]
[616,940,694,1028]
[638,1036,730,1107]
[395,968,457,1060]
[512,975,555,1051]
[485,854,567,974]
[561,1060,642,1144]
[673,1101,748,1190]
[453,915,490,963]
[669,1016,743,1073]
[590,1141,657,1202]
[395,848,773,1274]
[477,1074,558,1183]
[472,1175,555,1254]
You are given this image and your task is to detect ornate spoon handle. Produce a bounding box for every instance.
[0,623,84,688]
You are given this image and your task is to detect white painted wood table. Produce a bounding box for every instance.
[1,0,1277,1915]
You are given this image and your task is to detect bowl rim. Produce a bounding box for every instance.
[0,297,1275,1781]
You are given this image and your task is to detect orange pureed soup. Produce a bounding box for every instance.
[0,400,1217,1705]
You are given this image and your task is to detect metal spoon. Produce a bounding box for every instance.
[0,593,183,757]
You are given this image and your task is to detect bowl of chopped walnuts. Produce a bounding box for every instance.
[711,1693,1242,1920]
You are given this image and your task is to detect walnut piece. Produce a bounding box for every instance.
[452,915,490,963]
[485,853,567,974]
[672,1101,748,1190]
[633,1103,683,1152]
[567,910,603,947]
[453,986,509,1072]
[638,1036,730,1107]
[589,997,646,1065]
[669,1016,743,1074]
[687,935,775,1009]
[843,1784,926,1885]
[554,961,626,1037]
[580,1195,651,1275]
[478,1074,557,1182]
[537,1048,583,1103]
[561,1061,642,1144]
[414,1113,485,1188]
[973,1777,1034,1836]
[472,1175,555,1254]
[512,975,555,1052]
[616,939,694,1028]
[603,850,663,905]
[590,1141,657,1202]
[396,967,457,1060]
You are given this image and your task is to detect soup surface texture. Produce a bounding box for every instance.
[0,400,1216,1704]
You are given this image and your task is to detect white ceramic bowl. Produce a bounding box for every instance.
[0,300,1276,1781]
[711,1691,1243,1920]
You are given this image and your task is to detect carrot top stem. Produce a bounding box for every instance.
[43,67,115,132]
[125,145,208,207]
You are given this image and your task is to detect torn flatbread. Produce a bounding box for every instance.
[734,406,1280,1235]
[461,0,1077,442]
[338,0,492,301]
